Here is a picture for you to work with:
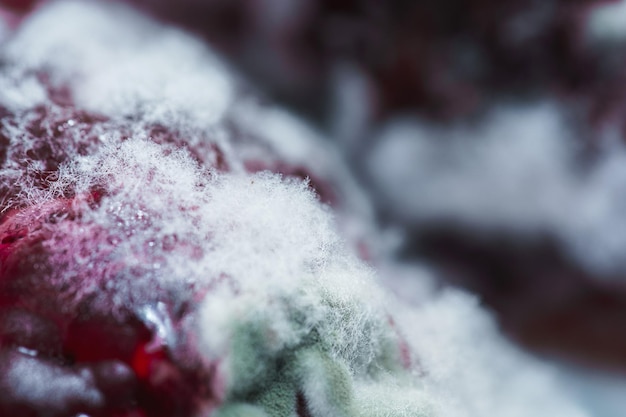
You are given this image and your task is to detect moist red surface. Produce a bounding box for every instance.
[0,198,217,417]
[0,64,337,412]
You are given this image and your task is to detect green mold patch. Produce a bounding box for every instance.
[354,381,434,417]
[211,403,269,417]
[208,286,433,417]
[294,347,355,417]
[255,379,298,417]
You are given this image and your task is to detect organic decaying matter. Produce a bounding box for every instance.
[0,5,422,415]
[3,1,626,417]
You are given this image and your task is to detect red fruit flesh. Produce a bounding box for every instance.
[0,198,218,417]
[0,87,331,416]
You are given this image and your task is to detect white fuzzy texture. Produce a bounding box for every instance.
[0,69,47,112]
[5,0,234,129]
[588,0,626,42]
[366,103,626,273]
[0,2,611,417]
[353,382,433,417]
[366,103,577,230]
[231,96,378,249]
[194,172,385,363]
[394,290,590,417]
